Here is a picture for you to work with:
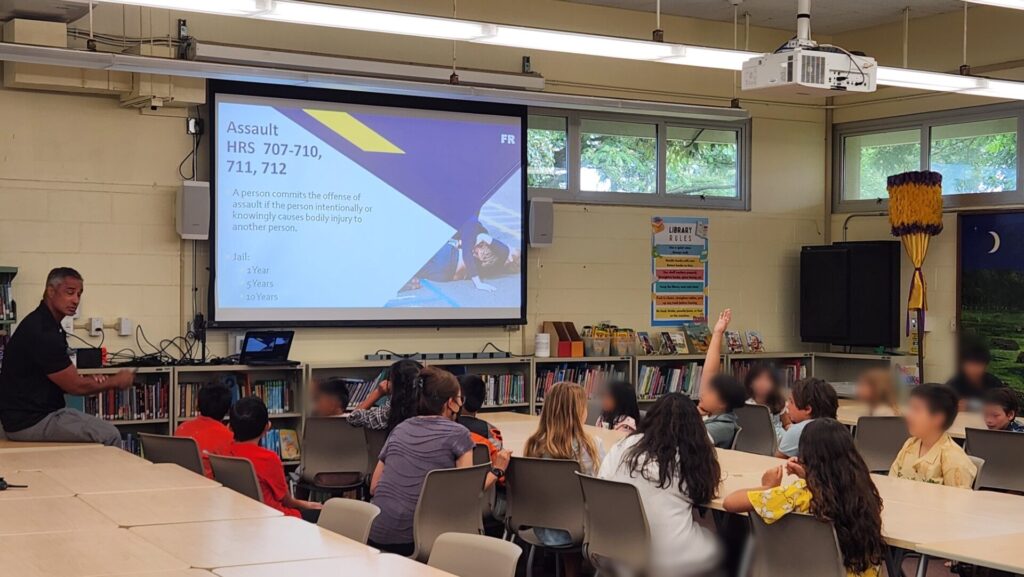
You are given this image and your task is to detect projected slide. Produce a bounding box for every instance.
[212,92,524,324]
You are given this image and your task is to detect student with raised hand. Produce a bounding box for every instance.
[174,383,233,479]
[524,382,604,577]
[697,308,747,448]
[599,393,723,577]
[724,418,886,577]
[890,383,977,489]
[347,359,422,431]
[595,380,641,433]
[368,367,511,555]
[855,368,901,416]
[777,377,838,458]
[743,364,790,441]
[982,387,1024,432]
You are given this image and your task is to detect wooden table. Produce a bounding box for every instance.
[3,445,145,470]
[872,473,1024,521]
[0,528,188,577]
[0,470,74,500]
[97,572,214,577]
[488,412,626,455]
[0,440,98,451]
[80,487,282,527]
[916,533,1024,575]
[212,554,454,577]
[130,517,374,569]
[836,403,1017,440]
[42,463,219,494]
[0,496,116,535]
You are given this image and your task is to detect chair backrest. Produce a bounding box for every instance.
[208,454,263,501]
[506,457,585,544]
[730,426,744,451]
[576,473,651,574]
[967,455,986,491]
[300,417,368,485]
[364,427,389,473]
[428,532,523,577]
[471,443,496,519]
[412,464,489,562]
[472,444,491,465]
[965,427,1024,492]
[733,405,777,456]
[138,433,205,476]
[854,416,910,474]
[749,512,846,577]
[318,498,380,544]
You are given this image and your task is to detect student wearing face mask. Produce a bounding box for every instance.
[367,366,511,555]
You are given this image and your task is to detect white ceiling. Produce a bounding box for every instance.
[563,0,965,35]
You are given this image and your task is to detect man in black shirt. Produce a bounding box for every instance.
[946,343,1005,411]
[0,268,133,445]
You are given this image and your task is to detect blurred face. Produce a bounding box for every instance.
[45,277,82,318]
[750,374,774,403]
[699,386,725,415]
[905,395,945,439]
[311,389,344,417]
[983,403,1015,431]
[962,360,987,385]
[787,393,812,423]
[601,390,615,414]
[855,378,875,404]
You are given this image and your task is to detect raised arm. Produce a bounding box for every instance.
[699,309,731,396]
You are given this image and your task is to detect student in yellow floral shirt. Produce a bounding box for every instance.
[889,383,977,489]
[724,419,886,577]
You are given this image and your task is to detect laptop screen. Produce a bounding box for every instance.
[241,331,294,361]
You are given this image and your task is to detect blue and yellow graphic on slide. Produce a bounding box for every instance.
[303,110,405,154]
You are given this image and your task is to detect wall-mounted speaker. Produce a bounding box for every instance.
[176,180,210,240]
[529,197,553,247]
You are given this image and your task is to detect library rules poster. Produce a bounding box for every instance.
[651,216,709,326]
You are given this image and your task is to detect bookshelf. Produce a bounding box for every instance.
[0,266,16,369]
[67,366,174,455]
[634,354,724,401]
[172,364,305,466]
[729,352,813,388]
[810,352,912,398]
[533,356,633,410]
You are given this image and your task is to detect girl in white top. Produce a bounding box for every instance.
[599,392,722,577]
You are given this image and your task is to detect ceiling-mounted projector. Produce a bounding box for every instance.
[742,0,877,97]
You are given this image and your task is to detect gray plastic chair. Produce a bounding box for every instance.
[506,457,585,577]
[730,426,744,451]
[854,416,909,474]
[300,417,369,497]
[428,532,523,577]
[748,511,846,577]
[318,498,380,544]
[411,464,489,562]
[208,454,263,502]
[138,433,205,476]
[734,405,777,456]
[965,427,1024,492]
[576,473,650,575]
[968,455,986,491]
[472,444,497,519]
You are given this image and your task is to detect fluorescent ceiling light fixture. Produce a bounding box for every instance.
[876,67,982,92]
[662,46,759,71]
[964,0,1024,9]
[260,1,491,41]
[476,26,680,61]
[967,78,1024,99]
[80,0,271,16]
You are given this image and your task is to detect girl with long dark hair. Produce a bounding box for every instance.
[598,393,723,577]
[724,418,886,577]
[596,380,641,433]
[347,359,423,431]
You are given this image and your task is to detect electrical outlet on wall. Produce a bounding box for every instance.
[88,317,103,337]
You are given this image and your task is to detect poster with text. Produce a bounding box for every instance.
[651,216,709,326]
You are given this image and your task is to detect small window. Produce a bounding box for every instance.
[580,119,657,194]
[527,115,568,190]
[666,126,739,197]
[930,117,1017,194]
[842,129,921,202]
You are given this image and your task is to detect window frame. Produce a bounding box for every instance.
[528,108,751,210]
[833,102,1024,213]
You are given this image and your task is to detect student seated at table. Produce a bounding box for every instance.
[595,380,641,433]
[599,393,723,577]
[724,418,886,577]
[227,396,323,521]
[889,383,977,489]
[347,359,421,431]
[855,368,901,416]
[946,343,1005,411]
[173,383,233,478]
[777,377,839,458]
[982,387,1024,433]
[743,364,790,441]
[697,308,754,448]
[456,374,504,454]
[524,381,605,577]
[369,367,511,555]
[310,378,351,418]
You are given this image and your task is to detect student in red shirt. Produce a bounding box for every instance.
[173,384,234,478]
[227,396,322,522]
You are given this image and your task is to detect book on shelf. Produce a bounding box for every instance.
[685,324,712,354]
[745,330,766,353]
[121,433,141,456]
[669,332,690,354]
[731,359,807,387]
[261,428,301,461]
[637,331,655,355]
[178,374,295,418]
[725,330,745,354]
[341,370,388,410]
[478,373,526,407]
[534,363,628,401]
[659,332,677,354]
[636,362,704,400]
[66,378,169,422]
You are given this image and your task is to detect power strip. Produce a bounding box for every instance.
[364,351,513,361]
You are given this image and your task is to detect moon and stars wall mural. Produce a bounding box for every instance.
[960,211,1024,392]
